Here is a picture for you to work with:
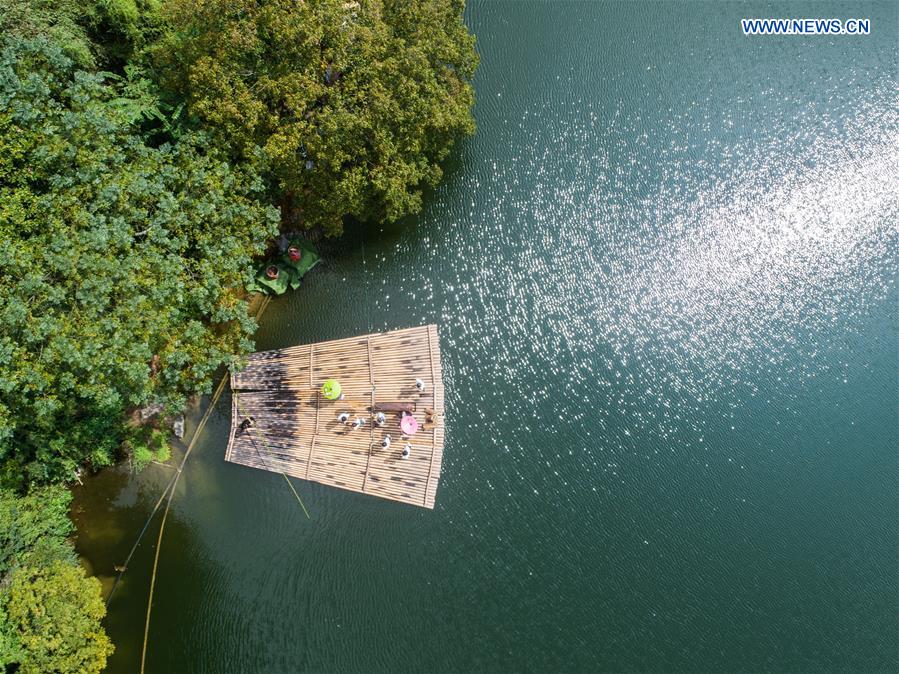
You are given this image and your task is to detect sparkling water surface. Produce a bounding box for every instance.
[73,2,897,672]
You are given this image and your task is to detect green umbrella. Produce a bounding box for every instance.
[322,379,342,400]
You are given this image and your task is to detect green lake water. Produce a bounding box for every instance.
[71,1,898,671]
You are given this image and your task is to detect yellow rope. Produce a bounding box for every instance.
[282,473,312,519]
[140,294,271,673]
[140,371,227,673]
[105,471,176,607]
[233,392,311,520]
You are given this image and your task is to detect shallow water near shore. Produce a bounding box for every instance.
[72,1,898,671]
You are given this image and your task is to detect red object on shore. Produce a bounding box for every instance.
[265,265,280,279]
[287,246,302,262]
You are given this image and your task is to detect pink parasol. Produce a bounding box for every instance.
[400,414,418,435]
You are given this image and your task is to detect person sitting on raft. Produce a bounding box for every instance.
[238,416,256,434]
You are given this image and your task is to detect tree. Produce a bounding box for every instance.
[0,486,74,578]
[2,562,113,674]
[0,0,98,67]
[0,38,279,485]
[155,0,478,234]
[0,485,111,673]
[0,601,23,670]
[0,0,164,69]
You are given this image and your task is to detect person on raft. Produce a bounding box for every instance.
[238,416,256,434]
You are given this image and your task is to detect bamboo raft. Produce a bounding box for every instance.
[225,325,445,508]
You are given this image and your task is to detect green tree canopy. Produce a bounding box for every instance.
[0,485,74,578]
[0,485,111,673]
[0,0,98,67]
[2,561,113,673]
[0,0,163,68]
[0,38,279,486]
[155,0,478,234]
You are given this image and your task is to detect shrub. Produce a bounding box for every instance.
[0,38,279,486]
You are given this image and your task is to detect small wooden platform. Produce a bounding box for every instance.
[225,325,445,508]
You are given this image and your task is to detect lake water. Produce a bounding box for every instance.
[72,1,898,671]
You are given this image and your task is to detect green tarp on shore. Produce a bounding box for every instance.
[247,238,320,295]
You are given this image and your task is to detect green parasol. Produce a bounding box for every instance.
[321,379,342,400]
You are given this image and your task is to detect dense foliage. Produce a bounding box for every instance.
[0,485,73,576]
[0,0,475,665]
[156,0,478,234]
[0,486,113,673]
[0,0,97,67]
[0,0,163,68]
[0,39,279,485]
[0,1,478,482]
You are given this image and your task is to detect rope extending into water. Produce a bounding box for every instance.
[232,392,311,519]
[140,369,230,673]
[105,470,177,608]
[282,473,311,519]
[138,295,271,674]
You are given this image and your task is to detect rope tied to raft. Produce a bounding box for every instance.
[140,368,229,674]
[105,469,176,608]
[233,392,311,519]
[138,295,273,673]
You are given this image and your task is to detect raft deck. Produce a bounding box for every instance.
[225,325,445,508]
